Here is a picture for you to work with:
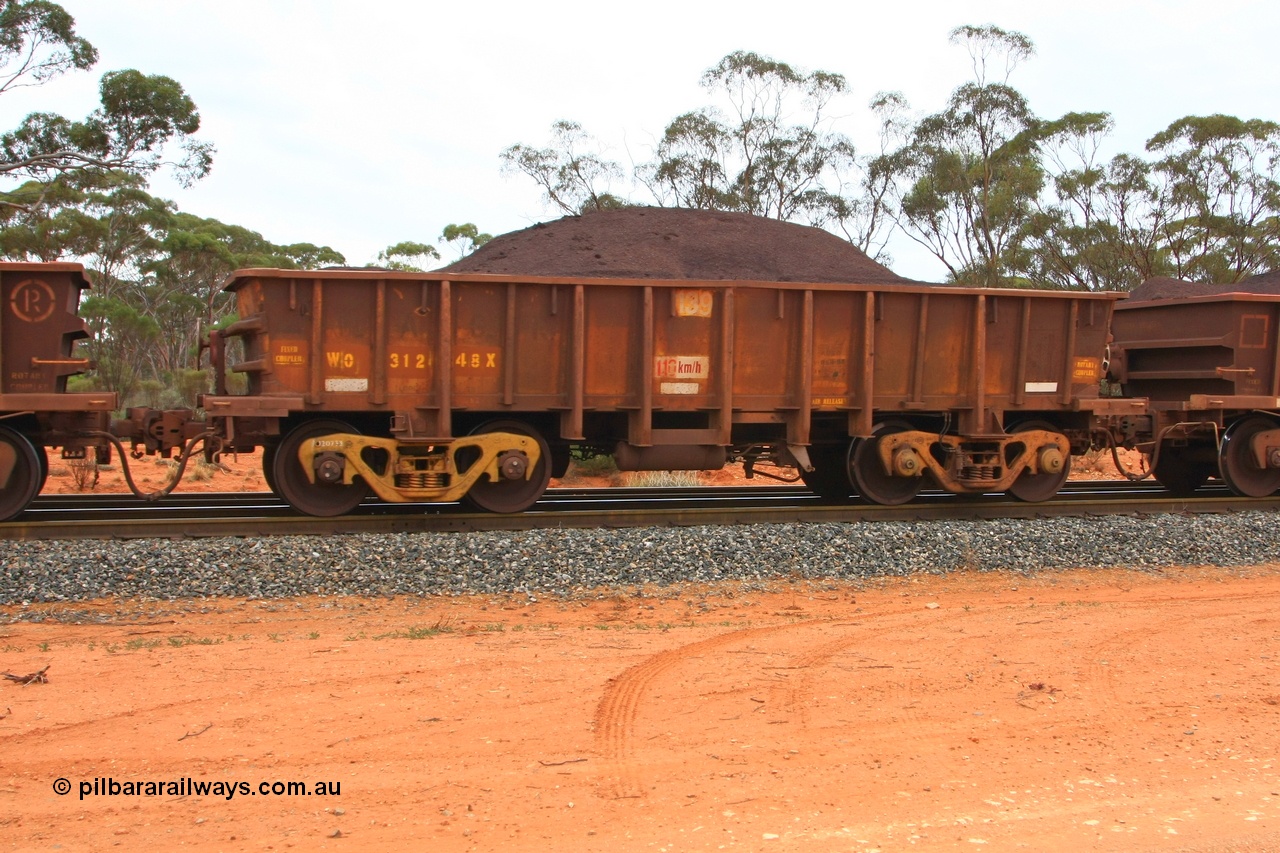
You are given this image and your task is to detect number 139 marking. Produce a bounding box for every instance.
[674,289,713,318]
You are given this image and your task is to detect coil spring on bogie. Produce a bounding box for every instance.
[959,465,999,483]
[396,472,447,489]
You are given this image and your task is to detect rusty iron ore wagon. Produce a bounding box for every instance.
[186,268,1135,515]
[1110,290,1280,497]
[0,262,118,520]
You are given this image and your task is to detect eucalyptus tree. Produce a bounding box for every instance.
[641,51,862,230]
[0,175,175,396]
[876,25,1043,286]
[440,222,491,259]
[76,291,158,399]
[0,1,212,215]
[144,214,343,376]
[502,51,896,259]
[377,240,440,271]
[76,177,175,297]
[1013,111,1142,291]
[1017,114,1280,290]
[1144,115,1280,283]
[0,175,93,259]
[501,120,626,215]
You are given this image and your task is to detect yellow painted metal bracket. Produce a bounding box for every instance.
[295,432,542,504]
[875,429,1070,495]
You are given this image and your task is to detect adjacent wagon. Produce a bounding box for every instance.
[0,262,117,520]
[1110,290,1280,496]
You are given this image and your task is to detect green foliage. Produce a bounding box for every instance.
[279,242,344,268]
[0,3,212,200]
[135,212,344,379]
[65,372,97,392]
[948,24,1034,86]
[1015,115,1152,291]
[439,223,491,259]
[500,33,1280,291]
[876,26,1043,286]
[1143,114,1280,282]
[172,368,209,408]
[501,120,626,214]
[1010,113,1280,290]
[78,293,159,398]
[138,378,164,407]
[0,185,351,405]
[504,52,898,260]
[377,240,440,271]
[0,1,96,94]
[875,26,1280,290]
[643,51,860,228]
[1,173,175,289]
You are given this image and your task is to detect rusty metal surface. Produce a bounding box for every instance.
[1113,291,1280,409]
[0,392,115,411]
[0,263,118,415]
[1,263,96,396]
[0,262,121,522]
[218,269,1120,448]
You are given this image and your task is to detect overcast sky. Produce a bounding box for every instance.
[6,0,1278,280]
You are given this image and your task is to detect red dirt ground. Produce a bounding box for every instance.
[4,566,1280,852]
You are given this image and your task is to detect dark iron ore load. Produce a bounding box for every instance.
[442,207,930,285]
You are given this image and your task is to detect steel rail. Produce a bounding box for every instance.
[1,481,1276,541]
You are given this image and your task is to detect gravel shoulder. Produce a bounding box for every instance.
[5,512,1280,607]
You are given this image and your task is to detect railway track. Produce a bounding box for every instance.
[3,480,1277,541]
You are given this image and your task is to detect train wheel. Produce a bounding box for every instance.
[0,426,42,522]
[799,443,856,500]
[462,420,550,514]
[850,421,923,506]
[1219,416,1280,497]
[1006,421,1071,503]
[34,444,49,493]
[1153,447,1212,496]
[261,444,278,495]
[272,419,369,517]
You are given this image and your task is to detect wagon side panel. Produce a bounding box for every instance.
[581,283,644,407]
[731,287,804,411]
[1113,295,1280,405]
[1,264,93,396]
[650,284,724,413]
[808,289,864,415]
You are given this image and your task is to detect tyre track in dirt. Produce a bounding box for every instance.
[592,606,958,799]
[1077,588,1280,723]
[592,622,807,798]
[593,601,1022,799]
[773,612,956,725]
